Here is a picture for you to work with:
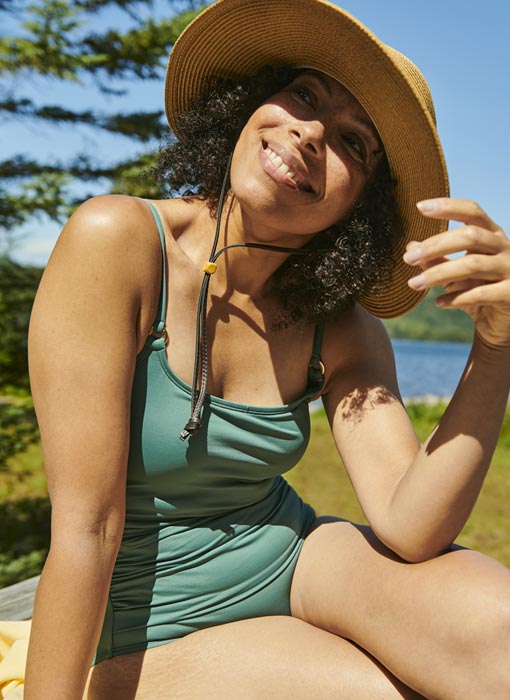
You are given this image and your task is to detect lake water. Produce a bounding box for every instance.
[392,338,471,400]
[311,338,472,411]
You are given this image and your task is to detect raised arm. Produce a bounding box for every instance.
[25,195,161,699]
[322,200,510,562]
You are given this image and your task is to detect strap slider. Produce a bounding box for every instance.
[203,262,217,275]
[149,325,169,346]
[309,358,325,375]
[308,357,325,388]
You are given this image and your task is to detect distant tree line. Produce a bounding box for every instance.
[384,287,474,344]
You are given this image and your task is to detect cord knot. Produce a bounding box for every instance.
[180,417,202,441]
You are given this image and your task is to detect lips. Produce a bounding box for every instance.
[261,140,314,193]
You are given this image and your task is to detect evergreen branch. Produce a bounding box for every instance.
[0,152,160,181]
[81,15,191,79]
[76,0,203,11]
[0,98,166,140]
[0,5,201,79]
[0,0,21,11]
[0,154,116,180]
[74,0,150,11]
[0,0,201,242]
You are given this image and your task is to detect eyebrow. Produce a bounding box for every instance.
[304,71,383,153]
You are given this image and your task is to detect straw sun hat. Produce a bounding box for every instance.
[165,0,449,318]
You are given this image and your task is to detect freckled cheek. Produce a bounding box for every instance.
[324,162,361,215]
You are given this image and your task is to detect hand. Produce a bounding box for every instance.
[403,198,510,348]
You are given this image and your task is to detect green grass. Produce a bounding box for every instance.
[1,402,509,588]
[285,404,510,567]
[0,442,51,587]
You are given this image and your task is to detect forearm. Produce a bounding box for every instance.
[25,534,120,700]
[388,334,510,561]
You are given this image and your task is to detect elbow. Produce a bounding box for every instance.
[50,506,126,555]
[403,540,457,564]
[79,518,125,549]
[392,545,447,564]
[373,525,454,564]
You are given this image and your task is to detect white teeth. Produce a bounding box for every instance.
[265,145,300,185]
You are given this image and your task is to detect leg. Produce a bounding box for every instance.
[290,518,510,700]
[86,616,424,699]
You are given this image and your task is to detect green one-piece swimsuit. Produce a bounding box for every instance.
[94,202,325,663]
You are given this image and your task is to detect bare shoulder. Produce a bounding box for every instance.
[318,303,401,419]
[322,304,396,384]
[55,194,161,265]
[42,195,168,350]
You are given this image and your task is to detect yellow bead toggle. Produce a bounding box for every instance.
[203,262,217,275]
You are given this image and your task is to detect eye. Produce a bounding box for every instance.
[294,86,315,107]
[341,133,366,162]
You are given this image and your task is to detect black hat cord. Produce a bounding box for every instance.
[179,155,311,441]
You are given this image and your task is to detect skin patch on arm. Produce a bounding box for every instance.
[339,385,398,424]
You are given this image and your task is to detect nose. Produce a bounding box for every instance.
[290,119,325,157]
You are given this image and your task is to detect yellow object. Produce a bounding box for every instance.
[0,621,31,699]
[203,262,217,275]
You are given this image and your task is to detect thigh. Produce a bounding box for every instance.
[290,518,510,699]
[86,616,423,699]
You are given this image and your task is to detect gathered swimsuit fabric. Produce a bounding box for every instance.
[94,202,324,664]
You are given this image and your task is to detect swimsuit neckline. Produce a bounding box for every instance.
[155,344,312,415]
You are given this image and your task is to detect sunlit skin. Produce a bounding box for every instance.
[228,71,383,248]
[24,60,510,698]
[405,198,510,348]
[187,70,385,298]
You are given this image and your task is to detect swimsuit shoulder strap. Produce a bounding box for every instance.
[306,322,325,398]
[139,199,168,348]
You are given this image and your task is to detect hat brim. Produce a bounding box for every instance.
[165,0,449,318]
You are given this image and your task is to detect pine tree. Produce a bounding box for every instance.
[0,0,203,247]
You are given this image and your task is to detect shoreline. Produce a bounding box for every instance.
[310,395,452,413]
[402,394,451,405]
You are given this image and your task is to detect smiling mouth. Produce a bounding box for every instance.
[261,141,314,193]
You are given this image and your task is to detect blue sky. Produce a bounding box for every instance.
[4,0,509,266]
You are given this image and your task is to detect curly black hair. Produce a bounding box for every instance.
[153,68,400,325]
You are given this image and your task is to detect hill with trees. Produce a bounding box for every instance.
[384,287,474,343]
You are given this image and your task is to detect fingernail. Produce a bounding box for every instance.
[417,200,438,214]
[403,246,422,264]
[408,274,426,289]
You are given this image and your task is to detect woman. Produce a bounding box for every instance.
[25,0,510,698]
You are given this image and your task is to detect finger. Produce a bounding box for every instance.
[435,280,510,309]
[408,254,506,291]
[404,226,506,265]
[422,256,448,271]
[416,198,501,232]
[442,279,484,294]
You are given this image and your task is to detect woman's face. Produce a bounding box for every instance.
[230,71,383,238]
